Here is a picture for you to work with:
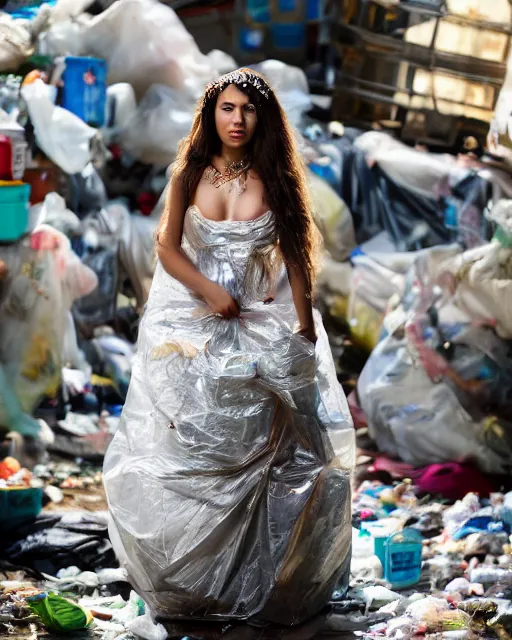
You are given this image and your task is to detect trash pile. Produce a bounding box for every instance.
[1,464,511,638]
[341,487,512,639]
[0,0,512,638]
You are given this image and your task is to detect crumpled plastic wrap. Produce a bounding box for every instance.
[0,226,97,435]
[207,49,238,76]
[358,243,512,473]
[78,201,157,319]
[340,132,492,250]
[116,206,157,310]
[104,206,355,624]
[31,193,82,237]
[354,132,466,200]
[73,209,120,327]
[0,13,32,71]
[119,84,194,166]
[435,241,512,340]
[82,0,217,99]
[251,60,312,128]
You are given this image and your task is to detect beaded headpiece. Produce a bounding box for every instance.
[203,69,270,105]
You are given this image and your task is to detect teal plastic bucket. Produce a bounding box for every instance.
[361,519,402,568]
[0,183,31,242]
[0,486,44,532]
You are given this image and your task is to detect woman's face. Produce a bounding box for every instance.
[214,84,258,151]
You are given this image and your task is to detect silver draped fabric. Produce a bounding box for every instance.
[103,206,355,625]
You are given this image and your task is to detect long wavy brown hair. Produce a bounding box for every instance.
[159,68,319,295]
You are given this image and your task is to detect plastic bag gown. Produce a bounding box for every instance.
[103,206,355,625]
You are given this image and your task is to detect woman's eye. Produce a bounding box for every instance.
[245,105,255,112]
[222,107,233,112]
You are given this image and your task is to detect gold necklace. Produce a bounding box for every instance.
[203,157,251,195]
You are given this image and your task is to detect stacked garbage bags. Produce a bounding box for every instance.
[358,237,512,474]
[305,119,512,474]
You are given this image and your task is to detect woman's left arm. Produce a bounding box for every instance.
[287,265,317,344]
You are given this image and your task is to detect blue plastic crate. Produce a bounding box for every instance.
[271,22,306,50]
[0,182,31,243]
[62,57,107,127]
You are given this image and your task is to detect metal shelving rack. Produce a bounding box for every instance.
[324,0,512,146]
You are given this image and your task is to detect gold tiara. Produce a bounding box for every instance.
[204,70,270,104]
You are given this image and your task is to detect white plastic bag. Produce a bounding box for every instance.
[119,84,194,165]
[31,193,81,236]
[51,0,96,21]
[252,59,309,94]
[207,49,238,75]
[354,131,464,199]
[433,240,512,339]
[127,613,167,640]
[346,248,410,351]
[252,60,312,127]
[40,20,86,57]
[103,83,137,143]
[82,0,216,99]
[317,257,353,298]
[450,245,512,339]
[488,198,512,234]
[105,201,157,309]
[21,80,96,175]
[357,325,512,474]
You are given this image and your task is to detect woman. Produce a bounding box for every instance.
[103,69,354,626]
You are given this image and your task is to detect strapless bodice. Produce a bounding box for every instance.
[181,205,281,305]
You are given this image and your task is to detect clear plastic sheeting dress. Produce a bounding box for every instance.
[103,206,355,625]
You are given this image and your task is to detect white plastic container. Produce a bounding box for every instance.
[351,527,383,581]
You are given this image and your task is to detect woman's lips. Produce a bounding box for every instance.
[229,131,245,140]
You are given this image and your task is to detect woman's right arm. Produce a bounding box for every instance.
[156,178,240,319]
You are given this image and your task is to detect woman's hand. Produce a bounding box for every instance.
[297,326,317,344]
[203,282,240,320]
